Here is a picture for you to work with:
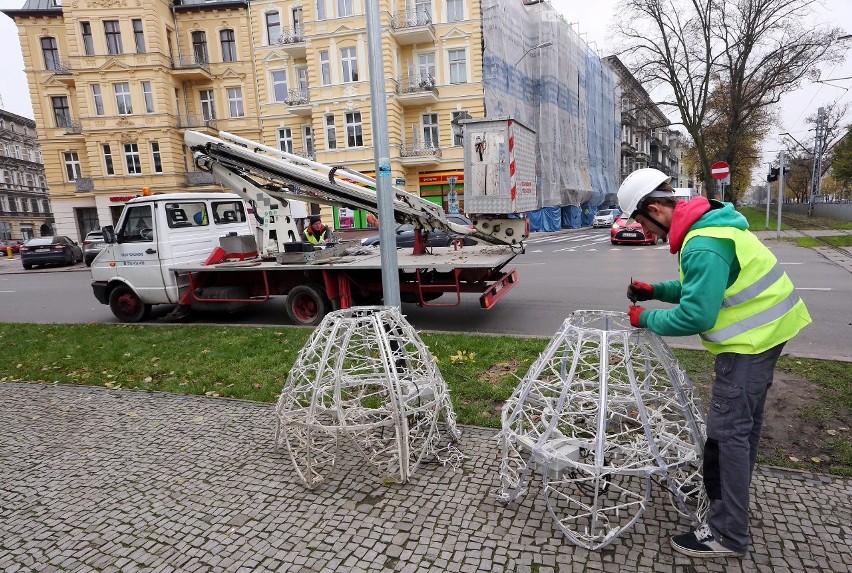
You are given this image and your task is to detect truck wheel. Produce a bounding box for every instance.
[109,285,151,323]
[286,284,330,326]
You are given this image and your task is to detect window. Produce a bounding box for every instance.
[141,81,155,113]
[132,19,146,53]
[212,200,246,224]
[271,70,288,102]
[165,202,208,228]
[297,66,309,94]
[265,11,281,44]
[200,90,216,122]
[451,111,466,146]
[414,0,431,23]
[104,21,123,55]
[191,31,208,64]
[51,96,70,129]
[448,48,467,84]
[418,52,436,84]
[325,114,337,150]
[278,127,293,153]
[124,143,141,175]
[220,29,236,62]
[92,84,105,116]
[41,37,60,71]
[150,142,163,173]
[341,47,358,83]
[63,152,81,181]
[422,114,439,148]
[345,112,363,147]
[102,144,115,176]
[337,0,353,17]
[304,126,314,158]
[292,7,303,36]
[319,50,331,85]
[114,82,132,115]
[227,87,245,118]
[14,146,22,160]
[117,205,153,243]
[316,0,326,20]
[81,22,94,55]
[446,0,463,22]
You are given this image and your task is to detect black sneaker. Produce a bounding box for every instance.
[671,524,746,558]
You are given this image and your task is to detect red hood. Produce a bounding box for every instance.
[668,197,712,254]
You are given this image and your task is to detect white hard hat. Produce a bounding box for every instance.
[617,168,673,220]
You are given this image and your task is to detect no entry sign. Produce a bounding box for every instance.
[711,161,731,180]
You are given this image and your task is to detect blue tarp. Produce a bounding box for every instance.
[561,206,582,229]
[527,207,562,232]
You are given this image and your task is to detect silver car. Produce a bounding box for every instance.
[83,230,105,266]
[593,208,620,228]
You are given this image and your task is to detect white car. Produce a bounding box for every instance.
[593,208,620,228]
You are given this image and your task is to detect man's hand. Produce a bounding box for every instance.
[627,280,654,303]
[628,305,645,328]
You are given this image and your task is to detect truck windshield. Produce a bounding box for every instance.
[117,205,154,243]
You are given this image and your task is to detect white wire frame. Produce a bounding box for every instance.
[498,310,708,550]
[275,306,461,488]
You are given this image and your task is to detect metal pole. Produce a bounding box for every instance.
[808,107,825,218]
[777,150,785,238]
[364,0,400,307]
[765,182,771,230]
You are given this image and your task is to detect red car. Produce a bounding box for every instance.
[1,240,23,254]
[610,214,659,245]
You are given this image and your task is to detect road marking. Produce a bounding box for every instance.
[529,249,543,253]
[796,287,832,291]
[780,262,803,265]
[0,290,14,293]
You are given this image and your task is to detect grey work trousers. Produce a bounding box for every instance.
[703,342,786,553]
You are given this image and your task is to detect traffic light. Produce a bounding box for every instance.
[767,168,779,183]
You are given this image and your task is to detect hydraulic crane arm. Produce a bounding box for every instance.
[185,130,526,247]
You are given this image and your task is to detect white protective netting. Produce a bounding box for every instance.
[275,306,461,488]
[498,310,708,550]
[481,0,620,209]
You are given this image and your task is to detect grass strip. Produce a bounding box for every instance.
[2,323,849,475]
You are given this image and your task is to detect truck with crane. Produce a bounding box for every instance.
[90,120,535,325]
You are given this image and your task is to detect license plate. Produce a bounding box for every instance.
[35,247,50,252]
[621,232,638,238]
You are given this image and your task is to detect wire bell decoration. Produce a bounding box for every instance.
[498,310,708,550]
[275,306,462,489]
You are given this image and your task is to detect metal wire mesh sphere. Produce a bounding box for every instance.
[498,310,708,550]
[275,306,461,489]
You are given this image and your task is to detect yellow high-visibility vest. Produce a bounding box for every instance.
[680,227,811,355]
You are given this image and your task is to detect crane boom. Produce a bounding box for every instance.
[185,130,527,250]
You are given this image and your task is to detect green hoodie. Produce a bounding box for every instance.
[641,200,747,336]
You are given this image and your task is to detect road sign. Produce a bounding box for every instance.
[711,161,730,180]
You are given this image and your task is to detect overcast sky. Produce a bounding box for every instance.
[0,0,849,176]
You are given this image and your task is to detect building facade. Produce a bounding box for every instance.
[4,0,489,240]
[0,109,53,241]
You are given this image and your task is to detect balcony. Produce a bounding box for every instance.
[50,59,75,86]
[284,89,311,115]
[75,178,94,193]
[390,10,436,45]
[177,114,217,131]
[620,142,636,155]
[171,54,212,81]
[56,118,82,135]
[292,148,315,162]
[621,109,635,125]
[399,143,441,166]
[185,171,217,187]
[396,76,439,106]
[276,26,306,58]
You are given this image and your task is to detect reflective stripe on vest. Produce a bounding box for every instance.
[305,229,326,244]
[680,226,810,354]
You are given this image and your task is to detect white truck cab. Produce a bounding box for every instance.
[91,192,253,321]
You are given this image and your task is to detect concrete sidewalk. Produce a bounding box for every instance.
[1,382,850,573]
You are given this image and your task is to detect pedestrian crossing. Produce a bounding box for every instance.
[525,231,669,252]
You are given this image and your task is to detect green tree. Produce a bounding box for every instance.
[830,126,852,187]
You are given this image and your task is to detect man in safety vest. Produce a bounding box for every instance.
[617,168,811,559]
[304,215,334,245]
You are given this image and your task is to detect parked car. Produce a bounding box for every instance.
[593,208,620,228]
[360,214,478,248]
[82,230,105,266]
[610,214,659,245]
[0,239,23,254]
[19,236,83,269]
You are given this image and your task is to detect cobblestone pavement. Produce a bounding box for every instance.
[2,382,850,573]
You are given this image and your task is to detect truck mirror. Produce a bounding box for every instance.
[102,225,116,244]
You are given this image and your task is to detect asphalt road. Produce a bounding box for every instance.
[0,228,849,360]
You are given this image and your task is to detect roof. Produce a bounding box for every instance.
[2,0,62,17]
[173,0,248,11]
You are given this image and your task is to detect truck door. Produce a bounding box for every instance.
[112,204,170,303]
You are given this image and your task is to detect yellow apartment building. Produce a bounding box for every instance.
[4,0,487,241]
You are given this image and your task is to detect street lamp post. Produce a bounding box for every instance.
[514,41,553,66]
